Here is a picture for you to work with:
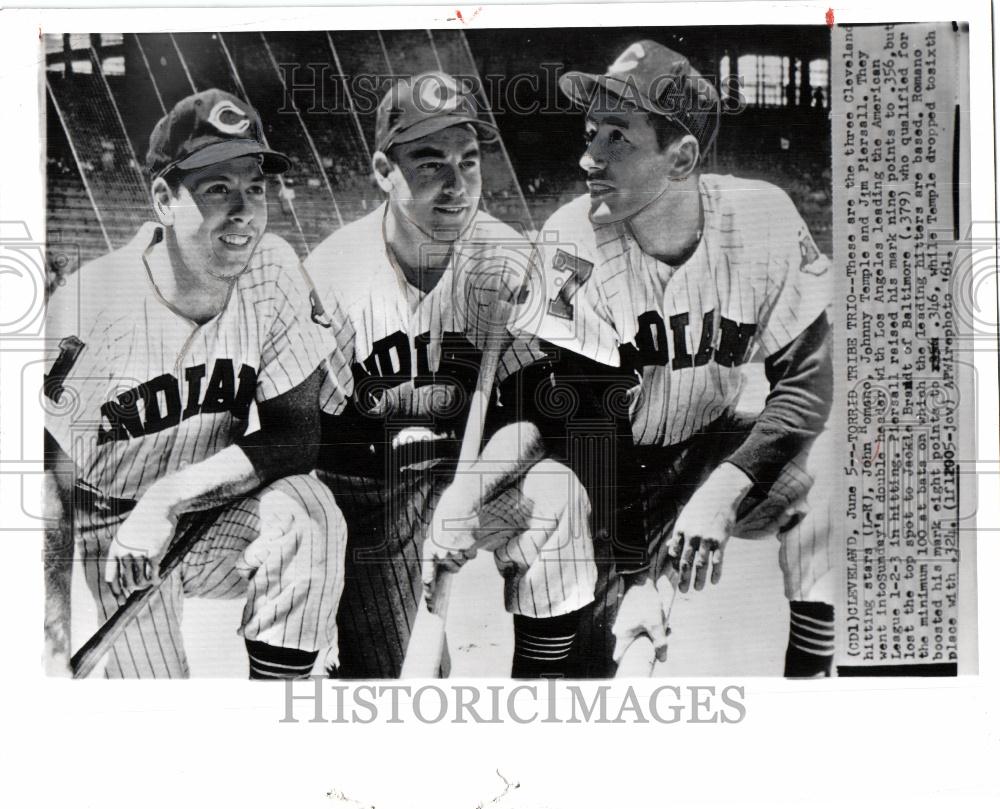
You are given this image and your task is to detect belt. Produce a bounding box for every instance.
[390,434,460,471]
[318,434,460,479]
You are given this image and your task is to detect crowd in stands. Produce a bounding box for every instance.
[47,121,832,292]
[713,148,832,256]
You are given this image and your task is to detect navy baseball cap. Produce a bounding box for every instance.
[146,88,290,179]
[559,40,720,155]
[375,71,497,154]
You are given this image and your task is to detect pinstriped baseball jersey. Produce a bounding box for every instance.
[305,204,596,676]
[307,204,530,467]
[46,221,346,678]
[45,222,333,501]
[78,472,346,678]
[528,174,832,447]
[526,176,835,676]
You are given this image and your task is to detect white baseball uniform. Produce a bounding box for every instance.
[45,222,347,678]
[506,175,834,674]
[306,205,597,678]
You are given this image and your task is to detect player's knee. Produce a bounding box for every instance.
[734,445,826,539]
[264,474,347,550]
[781,428,835,502]
[734,500,803,540]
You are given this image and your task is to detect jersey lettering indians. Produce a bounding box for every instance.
[44,222,332,501]
[306,206,531,476]
[526,174,832,447]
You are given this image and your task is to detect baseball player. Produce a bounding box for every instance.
[501,40,835,677]
[306,72,597,678]
[43,89,347,679]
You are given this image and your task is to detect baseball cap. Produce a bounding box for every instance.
[559,40,720,155]
[375,71,498,154]
[146,88,290,179]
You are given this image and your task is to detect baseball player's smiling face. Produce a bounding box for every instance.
[163,155,268,281]
[385,125,482,241]
[580,99,676,224]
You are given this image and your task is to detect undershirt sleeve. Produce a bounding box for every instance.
[725,311,833,486]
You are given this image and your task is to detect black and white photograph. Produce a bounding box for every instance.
[40,23,851,680]
[1,1,997,807]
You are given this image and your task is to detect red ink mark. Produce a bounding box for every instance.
[871,439,881,464]
[826,8,835,27]
[455,7,482,24]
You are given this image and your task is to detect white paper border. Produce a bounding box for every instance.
[2,3,997,807]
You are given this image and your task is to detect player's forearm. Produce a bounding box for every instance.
[457,421,546,509]
[138,444,262,516]
[237,418,320,482]
[726,312,832,485]
[141,404,320,516]
[241,369,322,479]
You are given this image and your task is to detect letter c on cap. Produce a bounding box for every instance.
[609,43,646,73]
[419,75,461,113]
[207,100,251,136]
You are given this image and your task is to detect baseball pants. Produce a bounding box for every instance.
[568,411,834,678]
[77,474,347,678]
[317,457,598,678]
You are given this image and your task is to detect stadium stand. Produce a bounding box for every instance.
[46,27,832,278]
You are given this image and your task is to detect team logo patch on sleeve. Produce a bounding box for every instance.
[798,226,826,275]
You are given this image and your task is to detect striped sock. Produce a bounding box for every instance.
[784,601,835,678]
[511,610,581,679]
[246,640,318,680]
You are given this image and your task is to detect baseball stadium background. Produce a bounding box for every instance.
[45,27,833,676]
[44,27,831,284]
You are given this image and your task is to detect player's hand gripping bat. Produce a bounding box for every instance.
[70,508,220,678]
[614,569,679,678]
[400,291,514,679]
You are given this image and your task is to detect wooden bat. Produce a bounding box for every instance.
[70,508,220,679]
[400,296,512,679]
[614,571,680,678]
[615,635,658,678]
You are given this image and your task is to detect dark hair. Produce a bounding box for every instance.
[648,113,691,153]
[155,169,185,195]
[384,144,402,165]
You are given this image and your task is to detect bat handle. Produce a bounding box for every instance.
[427,567,454,617]
[399,305,510,679]
[615,635,658,678]
[613,572,677,679]
[401,567,455,679]
[70,508,219,679]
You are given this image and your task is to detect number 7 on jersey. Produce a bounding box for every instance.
[547,249,594,320]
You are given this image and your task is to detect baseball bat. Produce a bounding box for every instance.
[613,572,680,678]
[615,635,658,677]
[400,297,511,679]
[70,508,220,679]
